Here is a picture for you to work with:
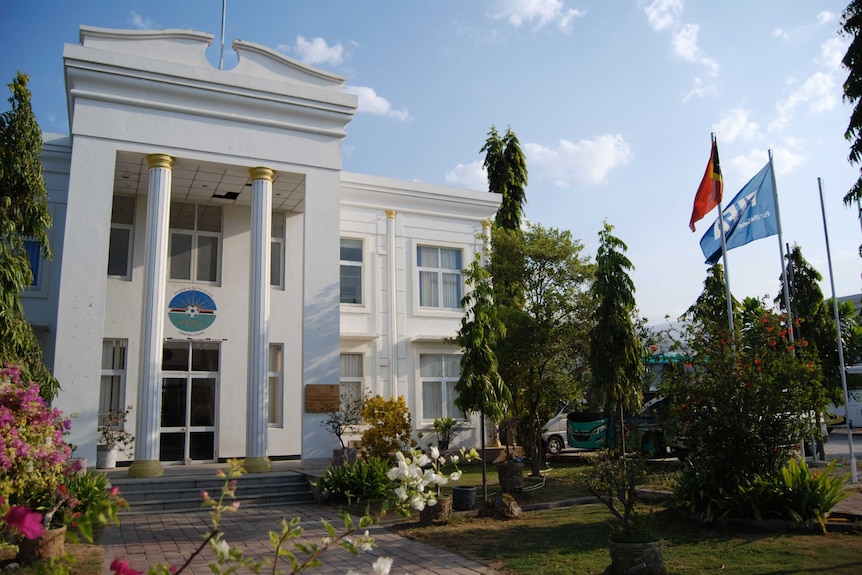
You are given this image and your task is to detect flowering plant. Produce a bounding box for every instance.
[387,446,479,514]
[0,364,73,523]
[98,406,135,456]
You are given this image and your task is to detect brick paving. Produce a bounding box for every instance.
[101,503,501,575]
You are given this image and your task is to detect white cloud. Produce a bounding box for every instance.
[445,161,487,191]
[291,36,344,66]
[343,85,410,121]
[817,37,848,71]
[729,147,804,180]
[644,0,683,32]
[492,0,584,32]
[712,109,759,144]
[817,11,836,25]
[129,11,154,29]
[672,24,719,76]
[682,77,715,102]
[770,72,837,132]
[524,134,632,187]
[772,28,789,40]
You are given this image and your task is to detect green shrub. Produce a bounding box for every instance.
[674,457,850,531]
[360,395,416,460]
[314,457,394,505]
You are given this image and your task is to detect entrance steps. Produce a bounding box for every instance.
[105,462,317,514]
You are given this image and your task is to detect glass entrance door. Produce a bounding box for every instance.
[160,341,218,463]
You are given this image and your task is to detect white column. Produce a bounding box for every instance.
[128,153,173,478]
[246,166,274,473]
[386,210,398,399]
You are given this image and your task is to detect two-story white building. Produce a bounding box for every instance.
[24,26,500,476]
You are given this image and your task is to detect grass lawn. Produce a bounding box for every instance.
[391,502,862,575]
[0,543,102,575]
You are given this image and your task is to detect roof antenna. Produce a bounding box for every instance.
[219,0,226,70]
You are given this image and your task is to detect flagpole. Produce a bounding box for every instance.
[714,134,735,335]
[818,177,857,483]
[219,0,227,70]
[769,150,794,342]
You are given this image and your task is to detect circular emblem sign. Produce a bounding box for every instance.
[168,290,217,333]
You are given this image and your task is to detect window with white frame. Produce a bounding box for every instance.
[271,212,284,288]
[340,238,363,304]
[268,344,283,426]
[417,246,462,309]
[420,353,462,421]
[168,202,222,283]
[340,353,363,403]
[99,339,127,416]
[108,195,135,278]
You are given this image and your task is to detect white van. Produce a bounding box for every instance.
[826,365,862,429]
[541,403,574,454]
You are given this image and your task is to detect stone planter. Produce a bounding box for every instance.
[607,538,664,575]
[419,496,452,525]
[495,461,524,493]
[331,447,358,467]
[452,485,476,511]
[18,525,67,564]
[96,445,118,469]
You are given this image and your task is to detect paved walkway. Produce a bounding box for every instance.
[100,503,501,575]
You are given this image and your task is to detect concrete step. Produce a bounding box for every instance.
[110,470,316,513]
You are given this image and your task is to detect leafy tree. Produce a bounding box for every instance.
[0,72,56,400]
[587,222,644,451]
[481,126,528,232]
[776,245,845,405]
[842,0,862,206]
[490,223,593,476]
[453,251,510,499]
[682,263,739,342]
[663,291,828,518]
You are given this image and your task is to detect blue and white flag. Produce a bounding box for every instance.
[700,162,778,265]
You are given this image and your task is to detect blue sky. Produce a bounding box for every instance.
[2,0,861,323]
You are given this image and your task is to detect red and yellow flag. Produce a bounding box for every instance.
[689,140,723,232]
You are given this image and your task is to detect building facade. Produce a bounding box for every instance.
[23,26,499,475]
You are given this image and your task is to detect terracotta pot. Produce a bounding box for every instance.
[18,525,67,564]
[419,496,452,525]
[607,538,664,575]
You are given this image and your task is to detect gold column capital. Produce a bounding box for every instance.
[146,153,174,170]
[385,210,396,219]
[481,219,492,230]
[249,166,275,182]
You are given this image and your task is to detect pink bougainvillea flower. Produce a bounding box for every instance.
[110,486,120,496]
[110,558,144,575]
[4,506,45,540]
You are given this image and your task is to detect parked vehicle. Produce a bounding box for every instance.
[826,366,862,429]
[542,397,671,458]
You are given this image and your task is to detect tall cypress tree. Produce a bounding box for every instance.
[0,72,57,399]
[842,0,862,206]
[481,125,528,231]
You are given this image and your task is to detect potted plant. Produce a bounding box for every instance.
[495,416,524,493]
[97,406,135,469]
[321,392,367,466]
[432,416,465,450]
[587,451,664,575]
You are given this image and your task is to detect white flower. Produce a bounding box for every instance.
[394,485,408,501]
[430,445,440,460]
[450,454,460,465]
[449,470,462,481]
[416,453,431,467]
[321,536,331,546]
[213,538,230,559]
[373,557,394,575]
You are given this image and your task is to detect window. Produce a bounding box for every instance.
[108,195,135,278]
[168,202,222,283]
[417,246,462,309]
[340,353,363,402]
[23,239,42,288]
[420,354,462,421]
[271,213,284,288]
[340,238,363,304]
[99,339,127,416]
[268,344,283,426]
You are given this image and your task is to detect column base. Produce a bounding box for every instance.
[127,459,164,478]
[244,456,272,473]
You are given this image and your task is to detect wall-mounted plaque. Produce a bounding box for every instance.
[306,384,341,413]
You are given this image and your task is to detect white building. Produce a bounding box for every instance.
[24,26,499,476]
